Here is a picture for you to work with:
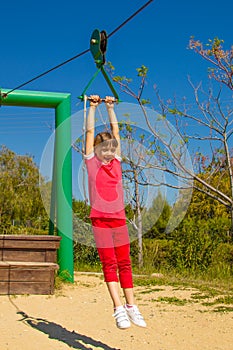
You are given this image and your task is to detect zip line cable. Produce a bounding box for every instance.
[2,0,154,97]
[107,0,154,39]
[3,49,90,96]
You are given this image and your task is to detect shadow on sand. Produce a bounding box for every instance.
[17,311,120,350]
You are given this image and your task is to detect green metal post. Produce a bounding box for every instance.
[0,89,74,282]
[49,142,56,235]
[55,95,74,282]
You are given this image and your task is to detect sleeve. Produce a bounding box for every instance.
[84,152,95,161]
[115,154,122,162]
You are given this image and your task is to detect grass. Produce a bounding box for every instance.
[140,288,165,294]
[212,306,233,313]
[133,271,233,294]
[190,292,210,300]
[154,296,188,306]
[74,262,102,273]
[202,295,233,307]
[131,270,233,311]
[70,264,233,311]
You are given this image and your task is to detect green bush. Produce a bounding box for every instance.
[170,216,232,272]
[143,239,174,269]
[3,225,48,235]
[206,217,232,243]
[130,238,174,272]
[207,243,233,279]
[73,242,101,270]
[172,219,216,272]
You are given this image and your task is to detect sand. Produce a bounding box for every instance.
[0,272,233,350]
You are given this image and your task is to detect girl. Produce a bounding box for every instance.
[84,95,146,329]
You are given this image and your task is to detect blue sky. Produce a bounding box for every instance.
[1,0,232,171]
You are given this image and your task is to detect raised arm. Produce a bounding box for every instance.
[85,95,101,155]
[105,96,121,156]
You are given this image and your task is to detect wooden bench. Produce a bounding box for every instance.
[0,235,61,295]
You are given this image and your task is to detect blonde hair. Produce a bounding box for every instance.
[94,132,118,148]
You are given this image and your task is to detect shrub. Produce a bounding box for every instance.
[130,238,174,272]
[3,225,48,235]
[171,219,214,272]
[207,243,233,279]
[73,242,101,269]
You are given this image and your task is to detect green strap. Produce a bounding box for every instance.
[78,68,101,100]
[100,66,120,101]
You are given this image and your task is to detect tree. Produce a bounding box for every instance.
[143,192,171,239]
[167,37,233,234]
[0,146,48,233]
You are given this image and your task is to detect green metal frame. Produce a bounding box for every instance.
[0,88,74,282]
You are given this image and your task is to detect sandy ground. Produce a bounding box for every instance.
[1,272,233,350]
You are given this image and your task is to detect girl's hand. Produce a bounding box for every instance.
[89,95,101,107]
[105,96,115,109]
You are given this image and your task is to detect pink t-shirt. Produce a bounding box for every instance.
[85,153,126,219]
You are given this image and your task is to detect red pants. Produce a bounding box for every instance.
[91,218,133,289]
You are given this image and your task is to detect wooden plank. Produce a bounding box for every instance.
[0,235,61,250]
[0,282,10,294]
[0,261,58,268]
[1,241,61,249]
[45,250,57,262]
[0,234,61,241]
[9,282,54,295]
[0,268,55,282]
[0,269,9,280]
[9,269,52,282]
[0,265,57,294]
[0,279,55,295]
[2,250,46,262]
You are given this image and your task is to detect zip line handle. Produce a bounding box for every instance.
[87,96,119,103]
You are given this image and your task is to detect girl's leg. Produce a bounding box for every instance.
[97,247,122,308]
[106,281,122,308]
[114,244,147,327]
[123,287,135,305]
[114,243,134,304]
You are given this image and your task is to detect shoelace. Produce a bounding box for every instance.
[127,306,143,319]
[113,308,128,322]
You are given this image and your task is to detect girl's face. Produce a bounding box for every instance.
[95,143,116,164]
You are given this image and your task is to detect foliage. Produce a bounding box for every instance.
[207,243,233,278]
[72,199,100,268]
[142,238,174,271]
[187,186,230,221]
[73,199,90,222]
[0,145,49,233]
[189,37,233,89]
[143,193,171,239]
[171,217,231,272]
[73,242,101,271]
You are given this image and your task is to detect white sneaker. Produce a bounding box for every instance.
[113,306,131,329]
[125,305,147,327]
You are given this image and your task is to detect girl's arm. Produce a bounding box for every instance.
[105,96,121,156]
[85,95,101,155]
